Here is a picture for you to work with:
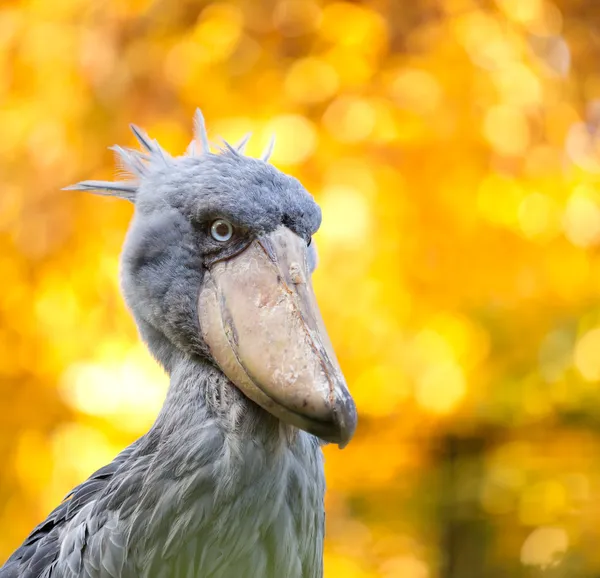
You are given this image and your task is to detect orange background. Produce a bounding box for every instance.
[1,0,600,576]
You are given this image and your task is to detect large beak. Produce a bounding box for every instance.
[198,226,357,448]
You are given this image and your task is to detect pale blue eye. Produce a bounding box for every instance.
[211,219,233,242]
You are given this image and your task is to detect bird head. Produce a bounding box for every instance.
[66,110,357,449]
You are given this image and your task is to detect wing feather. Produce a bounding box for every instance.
[0,442,138,578]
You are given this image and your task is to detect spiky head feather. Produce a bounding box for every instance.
[64,109,277,203]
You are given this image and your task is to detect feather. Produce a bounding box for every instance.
[219,139,239,157]
[185,140,197,157]
[151,139,170,164]
[129,124,155,153]
[62,181,137,202]
[109,146,149,178]
[193,108,210,154]
[129,125,169,166]
[235,133,252,154]
[261,135,275,162]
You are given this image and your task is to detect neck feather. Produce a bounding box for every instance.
[152,352,299,451]
[121,351,326,569]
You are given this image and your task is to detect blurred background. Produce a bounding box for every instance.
[1,0,600,576]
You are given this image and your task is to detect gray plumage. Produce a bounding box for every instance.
[0,109,355,578]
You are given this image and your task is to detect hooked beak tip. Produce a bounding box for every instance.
[309,386,357,449]
[338,404,358,450]
[331,389,358,449]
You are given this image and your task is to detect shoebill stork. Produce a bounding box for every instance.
[0,110,357,578]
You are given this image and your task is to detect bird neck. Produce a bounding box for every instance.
[153,353,300,452]
[136,314,303,451]
[122,353,326,569]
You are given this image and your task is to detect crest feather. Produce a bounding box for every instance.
[219,139,240,156]
[193,108,210,154]
[109,145,149,178]
[130,124,170,165]
[261,135,275,162]
[129,124,156,153]
[235,133,252,154]
[63,109,278,203]
[62,180,137,202]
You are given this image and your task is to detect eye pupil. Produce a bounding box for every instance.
[210,219,233,242]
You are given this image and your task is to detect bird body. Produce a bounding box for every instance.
[1,111,355,578]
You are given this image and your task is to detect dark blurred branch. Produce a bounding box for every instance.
[436,434,492,578]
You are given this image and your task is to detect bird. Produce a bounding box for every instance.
[0,109,357,578]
